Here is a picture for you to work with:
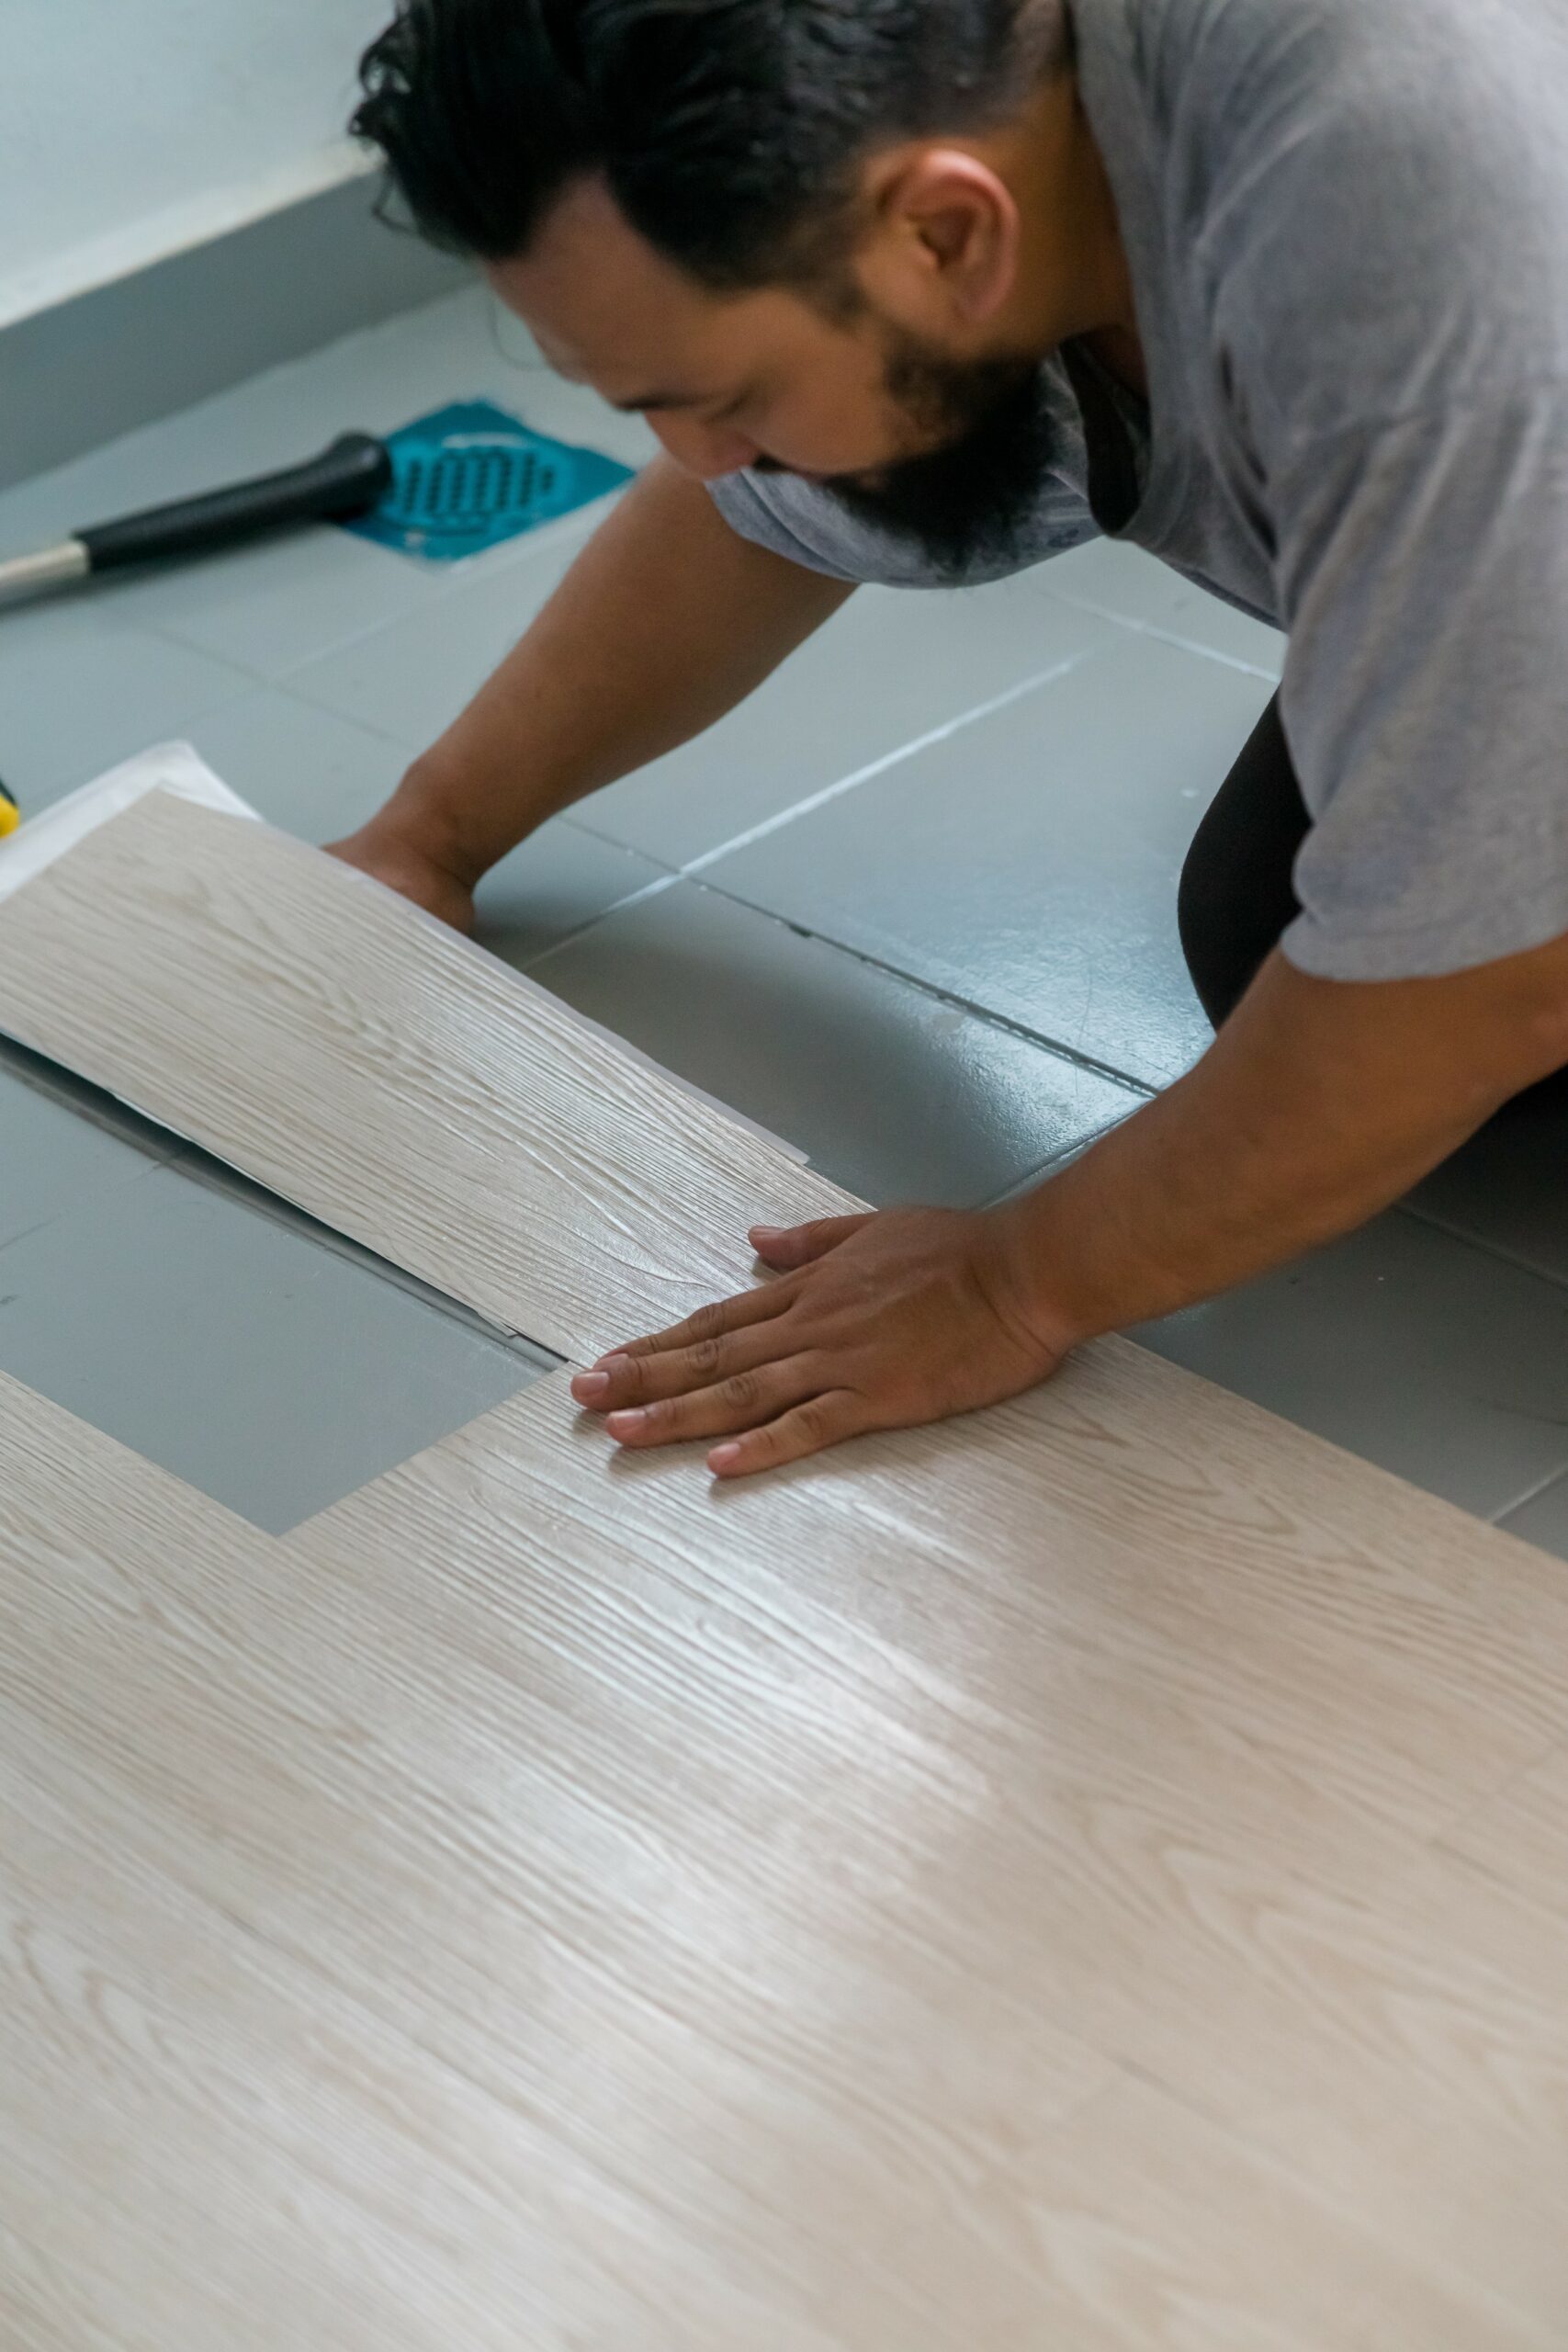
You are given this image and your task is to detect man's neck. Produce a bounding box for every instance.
[998,72,1148,399]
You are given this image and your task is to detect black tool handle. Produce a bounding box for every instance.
[77,432,393,573]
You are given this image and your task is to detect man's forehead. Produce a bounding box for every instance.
[488,199,810,412]
[488,184,731,387]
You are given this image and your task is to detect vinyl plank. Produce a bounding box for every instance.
[1436,1744,1568,1928]
[7,788,1568,2339]
[4,1363,1567,2339]
[987,2072,1547,2351]
[0,1374,1117,2350]
[2,1770,820,2352]
[0,790,853,1360]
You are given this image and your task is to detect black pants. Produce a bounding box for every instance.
[1176,693,1568,1117]
[1177,694,1315,1030]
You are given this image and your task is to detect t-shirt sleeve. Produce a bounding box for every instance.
[1275,387,1568,981]
[706,467,875,582]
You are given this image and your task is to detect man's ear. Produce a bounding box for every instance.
[856,148,1021,334]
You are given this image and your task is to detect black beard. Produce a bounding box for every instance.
[818,340,1059,578]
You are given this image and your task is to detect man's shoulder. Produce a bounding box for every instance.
[1154,0,1568,447]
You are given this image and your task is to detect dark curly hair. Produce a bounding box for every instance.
[354,0,1070,288]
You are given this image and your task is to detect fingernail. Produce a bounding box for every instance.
[750,1226,782,1244]
[709,1442,741,1471]
[593,1350,633,1373]
[607,1408,648,1435]
[571,1370,610,1398]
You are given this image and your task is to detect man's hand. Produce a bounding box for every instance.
[570,1204,1069,1477]
[325,817,478,934]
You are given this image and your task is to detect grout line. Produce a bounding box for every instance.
[975,1114,1140,1213]
[524,846,1163,1106]
[677,649,1099,876]
[517,867,685,972]
[1487,1461,1568,1529]
[568,650,1100,886]
[544,646,1111,973]
[1398,1196,1568,1296]
[268,511,610,704]
[687,871,1164,1095]
[1040,585,1285,682]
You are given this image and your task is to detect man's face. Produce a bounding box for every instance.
[489,177,1061,574]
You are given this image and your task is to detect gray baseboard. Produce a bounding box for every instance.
[0,168,471,492]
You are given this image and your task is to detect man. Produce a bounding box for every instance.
[332,0,1568,1479]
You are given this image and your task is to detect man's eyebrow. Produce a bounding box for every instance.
[609,390,710,414]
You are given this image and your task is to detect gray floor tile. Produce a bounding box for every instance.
[705,631,1272,1091]
[1404,1099,1568,1288]
[1134,1206,1568,1520]
[0,1032,186,1157]
[475,827,671,965]
[528,878,1145,1205]
[119,525,436,680]
[0,594,252,807]
[0,1162,544,1534]
[286,515,599,752]
[1495,1473,1568,1562]
[183,685,407,840]
[0,1056,170,1250]
[572,572,1114,868]
[1043,538,1288,678]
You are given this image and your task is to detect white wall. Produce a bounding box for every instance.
[1,0,396,322]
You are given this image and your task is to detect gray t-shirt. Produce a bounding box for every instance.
[710,0,1568,984]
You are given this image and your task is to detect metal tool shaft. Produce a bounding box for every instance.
[0,539,91,609]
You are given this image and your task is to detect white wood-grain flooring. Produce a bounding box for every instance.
[1,793,1565,2347]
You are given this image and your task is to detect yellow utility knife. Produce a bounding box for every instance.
[0,782,18,839]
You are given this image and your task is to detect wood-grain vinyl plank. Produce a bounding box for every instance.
[0,793,852,1359]
[4,1364,1566,2345]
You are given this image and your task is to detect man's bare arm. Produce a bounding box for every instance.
[1021,934,1568,1349]
[328,456,851,926]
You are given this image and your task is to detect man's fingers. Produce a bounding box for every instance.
[749,1214,874,1271]
[602,1357,829,1449]
[584,1277,797,1378]
[573,1317,800,1411]
[707,1390,867,1478]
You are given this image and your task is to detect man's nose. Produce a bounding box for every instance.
[648,413,761,480]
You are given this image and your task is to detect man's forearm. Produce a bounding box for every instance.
[1012,940,1568,1351]
[363,456,852,886]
